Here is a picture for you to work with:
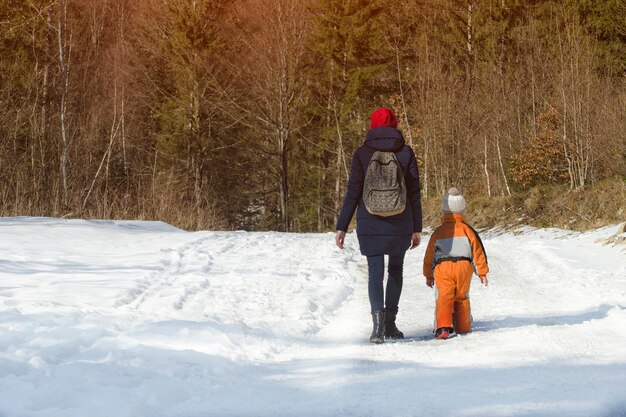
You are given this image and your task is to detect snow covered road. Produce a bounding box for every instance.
[0,218,625,417]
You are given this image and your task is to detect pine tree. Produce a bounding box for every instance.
[135,0,236,228]
[300,0,392,230]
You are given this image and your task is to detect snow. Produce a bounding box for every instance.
[1,217,625,417]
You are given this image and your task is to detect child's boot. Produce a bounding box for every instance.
[435,327,453,340]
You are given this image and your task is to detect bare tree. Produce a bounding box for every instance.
[232,0,309,231]
[56,0,71,208]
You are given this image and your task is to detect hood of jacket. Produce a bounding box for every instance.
[364,126,405,152]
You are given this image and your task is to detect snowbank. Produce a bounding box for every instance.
[0,218,625,416]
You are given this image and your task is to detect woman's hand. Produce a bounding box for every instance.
[410,232,421,249]
[335,230,346,249]
[426,277,434,288]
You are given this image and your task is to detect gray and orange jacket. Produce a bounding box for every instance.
[423,214,489,279]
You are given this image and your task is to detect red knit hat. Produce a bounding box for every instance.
[370,107,398,129]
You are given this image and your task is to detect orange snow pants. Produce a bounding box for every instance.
[434,260,474,334]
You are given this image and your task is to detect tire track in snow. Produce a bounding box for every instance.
[113,235,215,311]
[168,233,270,313]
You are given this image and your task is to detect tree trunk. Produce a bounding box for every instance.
[57,0,69,208]
[557,22,575,191]
[465,0,475,187]
[395,43,414,148]
[484,136,491,197]
[279,133,289,232]
[496,135,511,196]
[334,131,342,228]
[423,139,429,199]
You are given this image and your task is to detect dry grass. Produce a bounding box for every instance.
[2,177,624,233]
[421,176,626,231]
[0,187,228,232]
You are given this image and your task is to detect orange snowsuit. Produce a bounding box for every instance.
[423,214,489,334]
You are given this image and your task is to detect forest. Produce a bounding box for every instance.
[0,0,624,231]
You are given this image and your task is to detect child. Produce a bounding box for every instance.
[423,187,489,339]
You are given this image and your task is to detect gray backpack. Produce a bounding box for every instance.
[363,150,406,217]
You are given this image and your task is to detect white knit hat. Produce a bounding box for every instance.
[442,187,466,214]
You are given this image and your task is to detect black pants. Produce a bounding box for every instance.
[366,253,405,313]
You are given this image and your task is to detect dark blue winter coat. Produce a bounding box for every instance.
[336,126,422,256]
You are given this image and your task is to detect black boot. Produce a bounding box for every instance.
[384,310,404,339]
[370,311,385,344]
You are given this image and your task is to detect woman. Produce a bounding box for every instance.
[335,107,422,344]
